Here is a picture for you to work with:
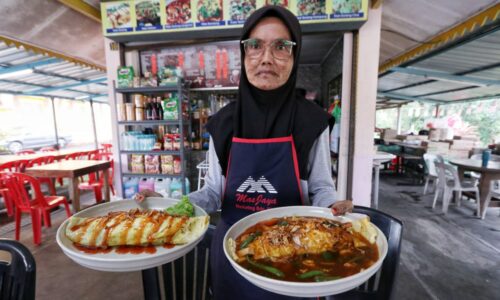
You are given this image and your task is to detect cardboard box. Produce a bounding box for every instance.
[448,149,470,159]
[426,141,450,155]
[450,139,474,150]
[405,135,428,141]
[381,129,397,141]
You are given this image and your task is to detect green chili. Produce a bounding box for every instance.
[321,251,335,261]
[314,275,342,282]
[297,270,325,279]
[277,220,288,226]
[346,255,363,264]
[246,255,284,278]
[240,231,261,249]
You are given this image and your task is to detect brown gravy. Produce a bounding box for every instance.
[236,217,379,282]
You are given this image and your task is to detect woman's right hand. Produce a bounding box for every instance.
[331,200,353,216]
[133,189,163,203]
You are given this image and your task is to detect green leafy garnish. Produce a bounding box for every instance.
[165,195,194,217]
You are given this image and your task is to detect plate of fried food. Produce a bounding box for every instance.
[56,197,209,272]
[224,206,387,297]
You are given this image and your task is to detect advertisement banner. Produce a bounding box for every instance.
[102,0,368,36]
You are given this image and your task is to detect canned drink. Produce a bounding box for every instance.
[482,150,491,167]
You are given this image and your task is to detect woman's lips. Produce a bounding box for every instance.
[256,70,278,77]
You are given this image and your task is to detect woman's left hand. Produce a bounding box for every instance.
[331,200,353,216]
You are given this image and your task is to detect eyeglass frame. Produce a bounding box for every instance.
[240,38,296,60]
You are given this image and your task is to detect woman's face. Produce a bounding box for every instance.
[244,17,294,90]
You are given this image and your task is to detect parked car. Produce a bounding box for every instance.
[0,133,72,153]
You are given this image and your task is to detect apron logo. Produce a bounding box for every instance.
[236,176,277,194]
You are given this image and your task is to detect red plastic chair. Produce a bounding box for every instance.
[86,149,100,160]
[40,147,56,152]
[3,172,72,245]
[79,154,115,203]
[16,150,35,155]
[26,156,57,196]
[0,160,28,216]
[64,152,84,160]
[100,143,112,153]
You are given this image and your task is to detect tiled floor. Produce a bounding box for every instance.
[1,174,499,300]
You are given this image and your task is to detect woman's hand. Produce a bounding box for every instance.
[133,189,163,203]
[331,200,353,216]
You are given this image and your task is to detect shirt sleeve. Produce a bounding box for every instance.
[307,128,337,207]
[188,138,223,214]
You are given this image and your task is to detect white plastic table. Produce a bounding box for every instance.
[372,151,396,208]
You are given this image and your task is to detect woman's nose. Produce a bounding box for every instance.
[260,46,274,63]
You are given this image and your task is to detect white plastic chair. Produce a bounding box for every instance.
[433,162,480,215]
[196,151,209,190]
[482,181,500,219]
[423,154,443,195]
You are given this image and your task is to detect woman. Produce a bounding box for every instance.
[137,5,352,299]
[189,6,350,300]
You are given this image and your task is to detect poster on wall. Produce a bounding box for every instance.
[135,0,162,31]
[265,0,288,8]
[165,0,194,29]
[141,41,240,88]
[102,0,368,36]
[227,0,257,25]
[296,0,327,21]
[331,0,364,19]
[195,0,226,27]
[104,1,134,33]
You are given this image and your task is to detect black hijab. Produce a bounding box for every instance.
[206,6,333,180]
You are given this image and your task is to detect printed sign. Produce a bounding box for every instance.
[101,0,368,36]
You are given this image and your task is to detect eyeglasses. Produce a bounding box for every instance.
[241,38,296,60]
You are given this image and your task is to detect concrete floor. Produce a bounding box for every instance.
[1,174,499,300]
[378,174,500,300]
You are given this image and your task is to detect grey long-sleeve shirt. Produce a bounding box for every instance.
[189,128,337,214]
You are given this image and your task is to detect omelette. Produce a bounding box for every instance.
[230,216,378,262]
[66,209,209,248]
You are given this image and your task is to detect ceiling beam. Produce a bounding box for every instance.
[0,90,107,103]
[377,92,444,104]
[379,3,500,73]
[33,70,107,87]
[0,79,105,98]
[392,67,500,87]
[0,35,105,71]
[25,78,107,95]
[440,94,500,105]
[0,58,61,75]
[57,0,101,23]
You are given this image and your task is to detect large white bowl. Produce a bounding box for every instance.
[223,206,388,297]
[56,197,208,272]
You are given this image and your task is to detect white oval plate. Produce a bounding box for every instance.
[56,197,208,272]
[223,206,388,297]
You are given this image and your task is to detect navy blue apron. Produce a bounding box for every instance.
[211,136,309,300]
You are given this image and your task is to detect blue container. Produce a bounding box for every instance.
[482,150,491,167]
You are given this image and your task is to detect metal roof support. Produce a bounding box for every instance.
[377,92,444,104]
[396,106,402,134]
[89,98,99,150]
[0,58,61,76]
[379,3,500,73]
[391,67,500,87]
[26,78,107,95]
[50,97,61,150]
